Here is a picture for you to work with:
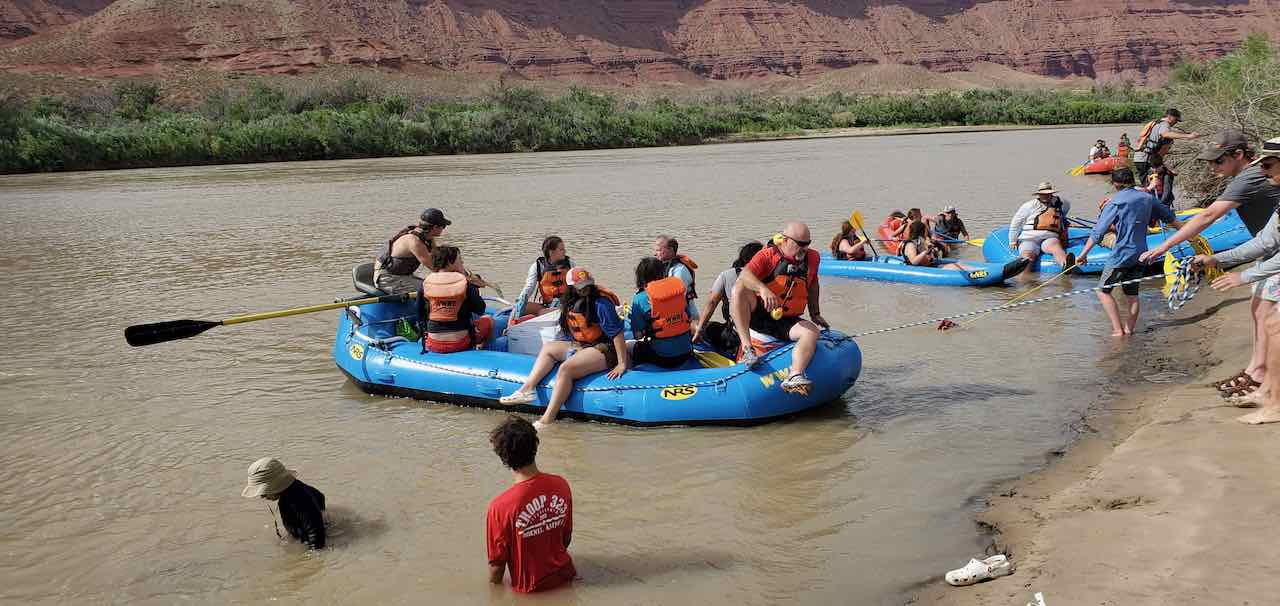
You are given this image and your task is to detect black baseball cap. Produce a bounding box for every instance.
[420,208,452,227]
[1196,130,1251,161]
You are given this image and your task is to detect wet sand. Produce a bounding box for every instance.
[918,295,1280,605]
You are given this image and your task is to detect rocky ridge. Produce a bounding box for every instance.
[3,1,1280,85]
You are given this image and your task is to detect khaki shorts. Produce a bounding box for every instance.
[569,340,619,368]
[1017,231,1061,257]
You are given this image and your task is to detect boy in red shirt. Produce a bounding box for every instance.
[486,415,576,593]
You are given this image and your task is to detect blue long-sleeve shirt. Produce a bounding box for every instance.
[1090,188,1177,267]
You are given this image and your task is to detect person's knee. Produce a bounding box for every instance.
[792,322,820,342]
[1266,310,1280,336]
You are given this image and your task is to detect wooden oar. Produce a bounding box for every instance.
[848,210,878,259]
[125,292,416,347]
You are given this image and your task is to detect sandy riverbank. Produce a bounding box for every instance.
[917,293,1280,605]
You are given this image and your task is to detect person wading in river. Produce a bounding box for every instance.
[1077,168,1182,336]
[242,457,326,550]
[1141,131,1280,401]
[374,208,451,294]
[486,415,575,593]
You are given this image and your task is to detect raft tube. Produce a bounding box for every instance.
[1082,156,1126,175]
[333,277,862,427]
[980,208,1251,274]
[819,253,1029,287]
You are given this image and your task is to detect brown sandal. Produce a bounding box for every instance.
[1222,381,1261,400]
[1215,371,1256,392]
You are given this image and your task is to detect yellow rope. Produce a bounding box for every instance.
[960,261,1079,328]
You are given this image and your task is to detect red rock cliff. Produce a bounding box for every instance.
[3,0,1279,84]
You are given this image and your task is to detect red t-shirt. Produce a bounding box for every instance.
[744,245,820,286]
[486,473,575,593]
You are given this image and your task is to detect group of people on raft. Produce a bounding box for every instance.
[370,212,830,429]
[831,205,972,267]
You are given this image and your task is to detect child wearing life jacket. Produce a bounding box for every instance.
[419,246,493,354]
[499,267,627,429]
[627,257,695,369]
[512,236,572,320]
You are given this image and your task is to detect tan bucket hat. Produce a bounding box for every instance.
[241,457,296,498]
[1035,181,1057,195]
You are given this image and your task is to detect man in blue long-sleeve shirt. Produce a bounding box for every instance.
[1078,168,1183,336]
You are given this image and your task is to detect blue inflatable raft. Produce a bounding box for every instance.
[819,254,1029,287]
[981,208,1251,274]
[333,265,862,427]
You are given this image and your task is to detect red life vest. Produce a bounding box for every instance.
[759,246,809,318]
[644,276,691,338]
[422,272,467,322]
[535,256,572,303]
[565,288,621,345]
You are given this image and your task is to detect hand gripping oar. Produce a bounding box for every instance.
[124,292,416,347]
[848,211,879,259]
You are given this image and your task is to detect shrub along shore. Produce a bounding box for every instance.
[0,80,1162,174]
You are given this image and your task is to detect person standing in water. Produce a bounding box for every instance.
[241,457,326,550]
[486,415,576,593]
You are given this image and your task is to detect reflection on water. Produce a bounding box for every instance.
[0,126,1204,604]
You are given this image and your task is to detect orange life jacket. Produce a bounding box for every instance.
[535,256,571,303]
[665,255,699,300]
[644,276,691,339]
[760,246,809,318]
[1137,118,1173,157]
[879,218,905,254]
[422,271,468,322]
[1026,198,1066,233]
[565,288,621,345]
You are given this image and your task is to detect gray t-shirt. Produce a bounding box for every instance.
[710,268,739,322]
[1221,164,1280,235]
[1133,121,1170,163]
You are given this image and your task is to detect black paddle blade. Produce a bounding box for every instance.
[125,320,222,347]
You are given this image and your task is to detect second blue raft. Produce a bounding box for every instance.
[818,253,1029,287]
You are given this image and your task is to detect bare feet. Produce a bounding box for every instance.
[533,419,552,431]
[1237,408,1280,424]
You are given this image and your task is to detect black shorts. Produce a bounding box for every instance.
[1100,264,1143,296]
[702,320,741,358]
[749,307,802,341]
[631,341,692,369]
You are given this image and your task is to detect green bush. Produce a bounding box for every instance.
[0,76,1165,173]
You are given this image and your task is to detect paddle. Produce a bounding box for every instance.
[848,211,878,259]
[1068,164,1086,176]
[125,292,416,347]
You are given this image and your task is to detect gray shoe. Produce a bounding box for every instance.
[780,373,813,394]
[739,350,762,369]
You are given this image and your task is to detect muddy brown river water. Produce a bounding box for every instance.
[2,126,1184,604]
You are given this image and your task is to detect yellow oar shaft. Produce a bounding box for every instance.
[221,293,416,326]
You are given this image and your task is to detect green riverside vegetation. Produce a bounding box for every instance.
[1,78,1162,174]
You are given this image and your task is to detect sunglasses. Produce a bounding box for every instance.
[1212,156,1231,165]
[783,235,811,248]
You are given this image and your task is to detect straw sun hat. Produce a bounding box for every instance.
[241,457,297,498]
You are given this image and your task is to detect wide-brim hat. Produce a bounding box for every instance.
[242,457,296,498]
[1251,136,1280,165]
[1035,181,1057,194]
[942,205,957,213]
